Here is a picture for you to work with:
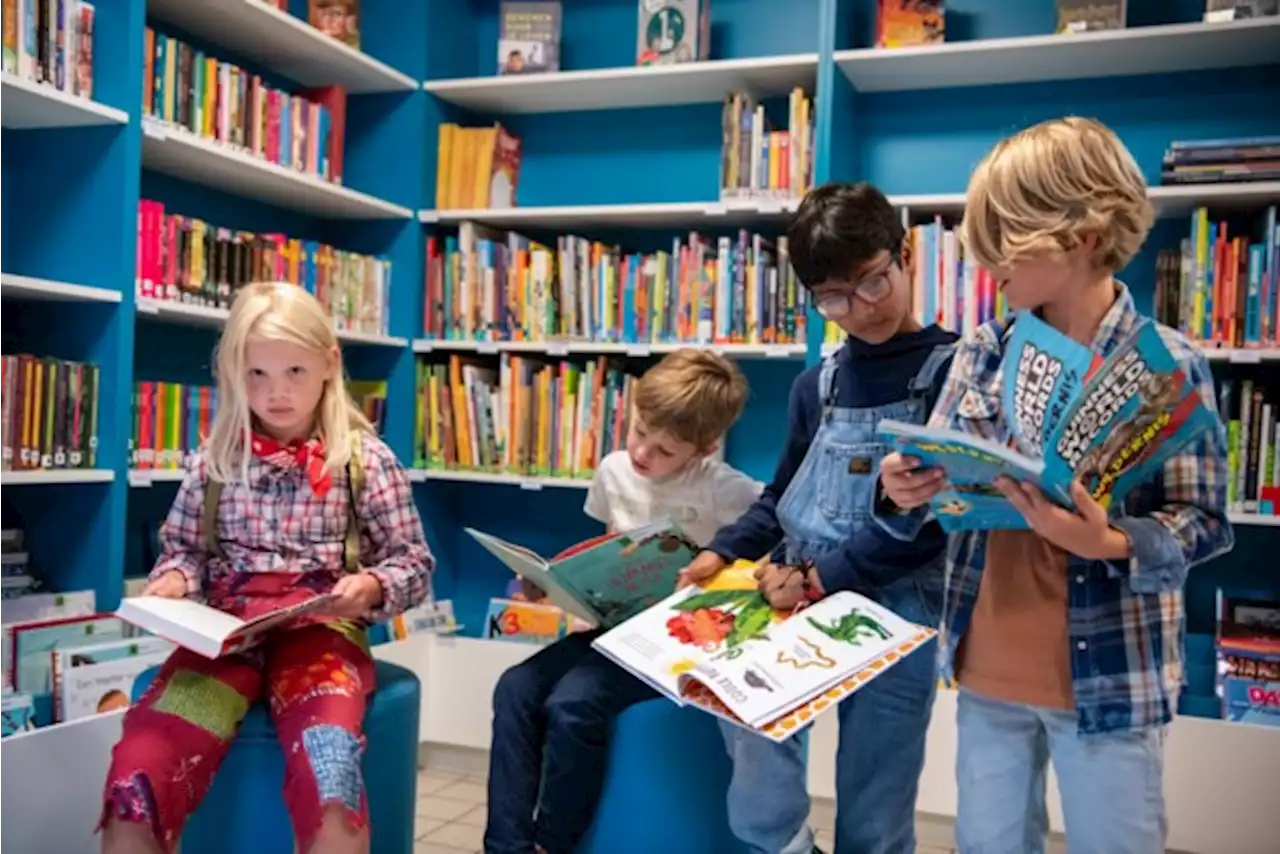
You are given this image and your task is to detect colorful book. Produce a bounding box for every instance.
[465,519,699,629]
[1215,589,1280,727]
[879,311,1219,531]
[592,560,936,742]
[116,594,337,659]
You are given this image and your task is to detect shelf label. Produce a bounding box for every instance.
[519,479,543,491]
[141,121,167,141]
[704,203,728,216]
[415,341,433,353]
[1229,350,1263,364]
[756,201,783,215]
[546,342,569,356]
[127,470,152,488]
[476,341,499,355]
[764,345,793,358]
[625,345,652,357]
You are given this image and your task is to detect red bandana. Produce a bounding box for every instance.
[250,432,332,497]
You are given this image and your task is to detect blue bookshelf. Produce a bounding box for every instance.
[2,0,1279,733]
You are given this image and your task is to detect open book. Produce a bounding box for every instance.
[466,519,699,629]
[880,312,1219,531]
[116,594,336,659]
[592,561,935,741]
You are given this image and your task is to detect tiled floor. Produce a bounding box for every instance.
[413,768,961,854]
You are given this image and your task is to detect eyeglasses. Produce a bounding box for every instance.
[811,250,901,320]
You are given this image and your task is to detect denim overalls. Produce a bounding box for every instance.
[720,343,954,854]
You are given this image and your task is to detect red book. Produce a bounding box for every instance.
[301,85,347,184]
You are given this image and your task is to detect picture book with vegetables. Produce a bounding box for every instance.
[592,561,936,742]
[879,311,1219,531]
[466,519,699,629]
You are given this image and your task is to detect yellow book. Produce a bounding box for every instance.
[436,123,457,209]
[471,126,500,209]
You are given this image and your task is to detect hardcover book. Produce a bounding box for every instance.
[593,560,936,741]
[498,2,562,75]
[879,312,1219,531]
[466,519,699,629]
[116,594,337,659]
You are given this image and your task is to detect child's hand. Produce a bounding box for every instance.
[880,452,946,510]
[995,478,1131,561]
[328,573,384,619]
[677,551,725,589]
[516,578,546,603]
[755,562,823,611]
[142,571,187,599]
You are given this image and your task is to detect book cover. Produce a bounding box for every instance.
[1215,589,1280,727]
[466,518,699,629]
[1056,0,1127,33]
[876,0,945,48]
[485,597,567,645]
[116,594,336,659]
[878,313,1218,530]
[498,1,561,75]
[637,0,710,66]
[592,561,936,740]
[308,0,359,50]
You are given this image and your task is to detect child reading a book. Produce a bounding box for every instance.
[879,116,1234,853]
[99,282,434,854]
[682,182,959,854]
[484,349,763,854]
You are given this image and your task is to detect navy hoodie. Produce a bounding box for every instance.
[708,324,958,593]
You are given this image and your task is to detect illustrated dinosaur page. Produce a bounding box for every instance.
[591,561,936,741]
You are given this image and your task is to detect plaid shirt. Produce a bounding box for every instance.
[150,433,433,622]
[895,284,1234,735]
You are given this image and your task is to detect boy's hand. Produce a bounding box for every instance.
[755,562,825,611]
[328,572,384,619]
[142,571,187,599]
[677,551,726,589]
[995,478,1131,561]
[880,453,946,510]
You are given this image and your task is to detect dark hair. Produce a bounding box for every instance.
[786,182,905,288]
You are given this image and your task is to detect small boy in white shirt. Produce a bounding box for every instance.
[484,349,762,854]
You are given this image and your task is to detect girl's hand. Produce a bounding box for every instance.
[995,478,1130,561]
[879,452,947,510]
[142,571,187,599]
[328,573,384,619]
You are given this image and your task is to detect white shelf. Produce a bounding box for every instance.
[136,297,230,329]
[423,53,818,114]
[1200,347,1280,363]
[140,120,413,220]
[136,296,403,346]
[412,338,806,360]
[408,469,591,490]
[0,73,128,129]
[420,198,801,229]
[1,273,122,304]
[0,469,115,485]
[146,0,416,94]
[834,18,1280,93]
[887,182,1280,219]
[1229,512,1280,527]
[127,469,186,487]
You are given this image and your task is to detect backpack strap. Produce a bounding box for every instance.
[343,430,365,575]
[202,478,224,559]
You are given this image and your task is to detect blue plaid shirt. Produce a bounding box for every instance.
[881,284,1234,735]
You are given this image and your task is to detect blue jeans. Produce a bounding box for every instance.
[720,576,940,854]
[484,631,657,854]
[956,688,1167,854]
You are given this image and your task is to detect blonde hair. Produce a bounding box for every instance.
[961,116,1155,274]
[206,282,372,484]
[633,349,748,448]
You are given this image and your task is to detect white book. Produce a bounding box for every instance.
[116,594,336,659]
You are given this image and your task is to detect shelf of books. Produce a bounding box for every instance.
[420,199,802,229]
[145,0,418,94]
[0,72,127,129]
[833,16,1280,93]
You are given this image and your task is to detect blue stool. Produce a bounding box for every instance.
[130,658,420,854]
[576,699,741,854]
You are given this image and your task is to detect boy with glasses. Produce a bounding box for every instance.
[680,182,957,854]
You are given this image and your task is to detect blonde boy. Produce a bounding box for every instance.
[880,116,1234,853]
[485,349,762,854]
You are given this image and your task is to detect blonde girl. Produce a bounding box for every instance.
[100,282,433,854]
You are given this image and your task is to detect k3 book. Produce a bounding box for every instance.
[116,594,337,659]
[592,561,935,742]
[880,311,1220,531]
[466,519,700,629]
